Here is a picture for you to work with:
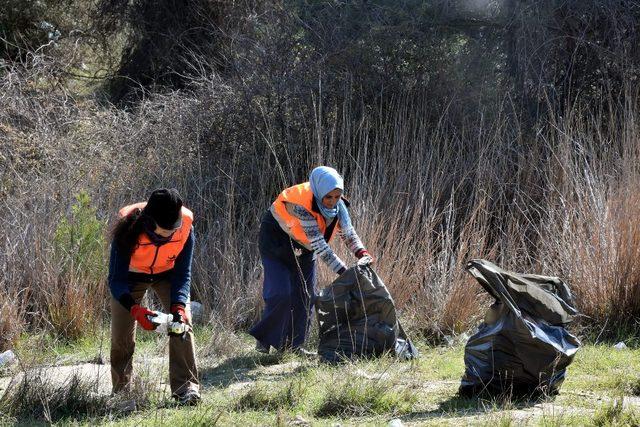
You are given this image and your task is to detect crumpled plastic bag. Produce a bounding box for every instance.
[459,259,581,397]
[315,264,418,363]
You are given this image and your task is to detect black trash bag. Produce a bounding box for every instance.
[315,263,418,363]
[459,259,581,397]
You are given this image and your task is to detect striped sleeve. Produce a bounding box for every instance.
[291,204,346,273]
[339,222,365,255]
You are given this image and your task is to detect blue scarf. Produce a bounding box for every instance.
[309,166,352,227]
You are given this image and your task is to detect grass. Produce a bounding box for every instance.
[236,377,308,411]
[2,327,640,425]
[592,399,640,426]
[0,372,109,423]
[562,344,640,395]
[315,374,417,417]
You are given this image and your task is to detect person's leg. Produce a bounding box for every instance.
[110,283,148,393]
[290,255,317,349]
[249,255,294,351]
[151,280,199,397]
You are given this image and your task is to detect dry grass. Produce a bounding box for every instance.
[0,372,109,423]
[2,51,640,345]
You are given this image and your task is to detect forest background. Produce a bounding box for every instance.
[2,0,640,351]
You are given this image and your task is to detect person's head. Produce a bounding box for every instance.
[321,188,343,209]
[309,166,344,213]
[112,188,183,254]
[142,188,183,236]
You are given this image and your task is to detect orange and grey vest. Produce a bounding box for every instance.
[118,202,194,275]
[269,182,340,250]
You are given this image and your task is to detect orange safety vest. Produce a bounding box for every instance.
[118,202,194,275]
[270,182,340,250]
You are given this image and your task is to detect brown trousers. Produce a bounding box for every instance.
[110,279,199,395]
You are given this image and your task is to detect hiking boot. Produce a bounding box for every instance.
[173,389,201,406]
[255,340,270,354]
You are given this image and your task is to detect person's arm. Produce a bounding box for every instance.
[170,227,195,307]
[108,243,136,310]
[291,205,347,274]
[339,222,367,257]
[337,203,370,259]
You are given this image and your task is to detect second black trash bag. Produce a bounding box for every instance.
[315,263,418,363]
[460,259,581,397]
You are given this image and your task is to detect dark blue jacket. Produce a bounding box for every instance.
[108,228,195,310]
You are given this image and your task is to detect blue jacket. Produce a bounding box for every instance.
[108,228,195,310]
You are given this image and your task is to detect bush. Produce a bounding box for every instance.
[4,1,640,343]
[53,191,107,282]
[39,191,108,341]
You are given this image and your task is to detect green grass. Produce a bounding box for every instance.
[315,374,417,417]
[236,374,310,412]
[3,329,640,426]
[592,399,640,426]
[562,344,640,395]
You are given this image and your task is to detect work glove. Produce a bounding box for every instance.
[170,304,190,324]
[130,304,157,331]
[355,249,374,266]
[169,304,191,338]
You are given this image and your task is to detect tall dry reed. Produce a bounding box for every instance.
[2,60,640,347]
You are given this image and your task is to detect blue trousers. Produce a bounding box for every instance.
[249,253,316,350]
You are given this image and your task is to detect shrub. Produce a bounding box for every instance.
[46,191,107,341]
[53,191,107,282]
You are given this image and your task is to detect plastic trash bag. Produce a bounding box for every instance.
[315,263,418,363]
[459,259,581,397]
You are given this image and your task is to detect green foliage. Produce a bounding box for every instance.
[593,399,640,426]
[613,376,640,397]
[47,191,107,341]
[53,191,106,281]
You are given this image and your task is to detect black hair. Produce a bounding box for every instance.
[111,208,147,256]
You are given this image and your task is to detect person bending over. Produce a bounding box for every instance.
[249,166,373,354]
[108,188,199,405]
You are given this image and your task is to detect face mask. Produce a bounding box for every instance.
[142,215,175,246]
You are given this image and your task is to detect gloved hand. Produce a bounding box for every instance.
[355,249,374,266]
[130,304,157,331]
[170,304,190,324]
[169,304,191,338]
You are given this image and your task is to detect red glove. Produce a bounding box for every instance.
[130,304,156,331]
[355,249,374,266]
[171,304,191,325]
[355,249,371,259]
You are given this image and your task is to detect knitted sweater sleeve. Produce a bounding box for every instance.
[339,222,366,255]
[291,205,346,273]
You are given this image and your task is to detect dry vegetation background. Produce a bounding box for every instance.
[2,0,640,351]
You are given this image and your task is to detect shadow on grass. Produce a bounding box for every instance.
[200,352,301,388]
[399,393,548,422]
